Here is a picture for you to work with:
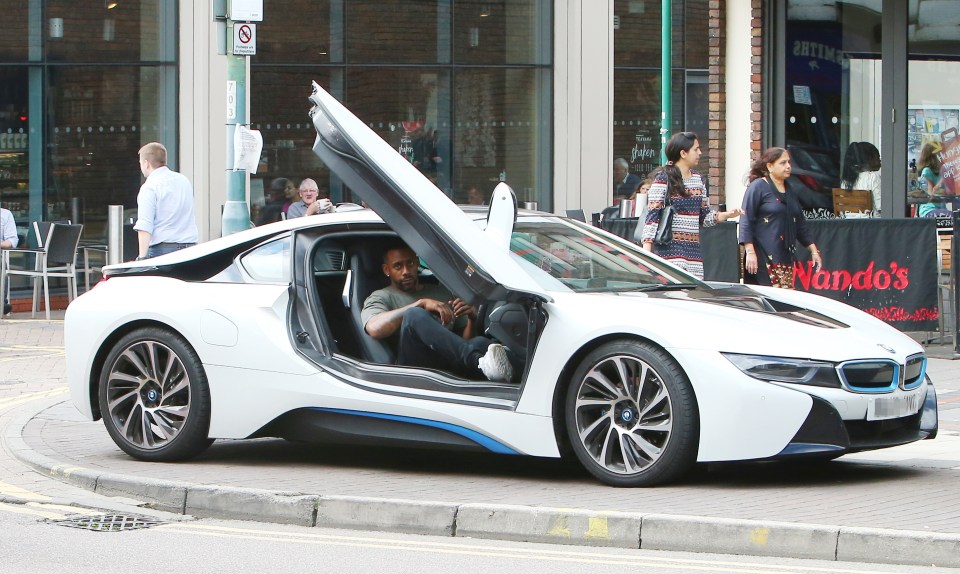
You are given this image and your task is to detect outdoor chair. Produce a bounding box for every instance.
[832,188,874,217]
[1,223,83,319]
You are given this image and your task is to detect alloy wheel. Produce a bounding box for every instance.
[573,354,674,475]
[104,340,192,450]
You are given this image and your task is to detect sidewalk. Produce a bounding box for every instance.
[2,313,959,568]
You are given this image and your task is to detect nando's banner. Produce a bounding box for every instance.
[797,219,939,331]
[704,219,939,331]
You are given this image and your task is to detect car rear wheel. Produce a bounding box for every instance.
[98,327,213,461]
[565,340,698,487]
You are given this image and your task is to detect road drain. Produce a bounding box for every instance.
[48,514,164,532]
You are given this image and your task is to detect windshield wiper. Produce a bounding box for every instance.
[573,282,699,293]
[634,282,700,292]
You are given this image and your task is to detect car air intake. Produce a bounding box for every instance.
[839,360,898,393]
[903,354,926,390]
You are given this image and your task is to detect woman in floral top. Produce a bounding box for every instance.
[641,132,741,279]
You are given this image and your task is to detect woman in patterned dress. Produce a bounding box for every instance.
[641,132,741,279]
[739,147,823,288]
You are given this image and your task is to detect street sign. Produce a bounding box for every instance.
[233,23,256,56]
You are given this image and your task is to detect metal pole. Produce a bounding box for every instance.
[660,0,672,164]
[107,205,124,265]
[222,2,252,236]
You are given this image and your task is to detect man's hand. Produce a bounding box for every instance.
[305,198,334,216]
[420,298,453,326]
[449,298,477,320]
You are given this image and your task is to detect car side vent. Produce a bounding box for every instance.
[315,249,347,272]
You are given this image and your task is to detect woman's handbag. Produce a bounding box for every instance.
[653,192,674,246]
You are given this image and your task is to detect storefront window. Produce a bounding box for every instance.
[784,1,881,216]
[45,1,175,63]
[907,8,960,217]
[0,1,177,245]
[0,4,31,62]
[249,67,335,220]
[613,0,709,203]
[46,65,175,238]
[252,0,552,212]
[784,1,960,218]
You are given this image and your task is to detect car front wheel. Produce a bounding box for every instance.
[565,340,698,487]
[98,327,213,461]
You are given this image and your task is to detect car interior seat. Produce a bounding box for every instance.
[346,248,396,365]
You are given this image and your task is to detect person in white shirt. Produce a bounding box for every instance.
[840,141,882,214]
[133,142,199,259]
[1,206,18,314]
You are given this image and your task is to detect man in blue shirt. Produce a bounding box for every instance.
[133,142,199,260]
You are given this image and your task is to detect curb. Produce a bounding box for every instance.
[4,399,959,568]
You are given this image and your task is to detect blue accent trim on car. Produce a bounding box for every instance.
[902,356,927,391]
[310,408,519,455]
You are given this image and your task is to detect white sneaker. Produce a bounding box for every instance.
[478,343,513,382]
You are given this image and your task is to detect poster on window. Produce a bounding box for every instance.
[938,127,960,196]
[907,106,960,166]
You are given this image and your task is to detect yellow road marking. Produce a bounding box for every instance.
[0,345,65,352]
[0,481,52,501]
[0,501,66,520]
[0,352,65,364]
[27,502,99,515]
[157,523,914,574]
[0,387,69,411]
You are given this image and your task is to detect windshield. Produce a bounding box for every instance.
[508,219,702,292]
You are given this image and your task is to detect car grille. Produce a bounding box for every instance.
[838,354,926,393]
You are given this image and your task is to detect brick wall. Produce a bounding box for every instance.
[707,0,725,207]
[750,0,763,161]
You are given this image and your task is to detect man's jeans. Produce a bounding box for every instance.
[146,242,195,258]
[397,307,491,379]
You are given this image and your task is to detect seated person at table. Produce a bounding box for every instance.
[1,205,18,315]
[361,240,513,382]
[917,143,948,218]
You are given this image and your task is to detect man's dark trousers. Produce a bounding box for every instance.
[396,307,492,379]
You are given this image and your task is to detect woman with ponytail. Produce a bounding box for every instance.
[739,147,822,288]
[641,131,741,278]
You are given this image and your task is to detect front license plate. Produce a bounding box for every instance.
[866,390,924,421]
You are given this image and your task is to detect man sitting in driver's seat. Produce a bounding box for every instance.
[361,239,514,382]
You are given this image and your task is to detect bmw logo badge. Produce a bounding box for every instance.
[622,410,633,422]
[148,390,158,401]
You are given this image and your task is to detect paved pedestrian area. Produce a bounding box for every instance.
[2,313,960,566]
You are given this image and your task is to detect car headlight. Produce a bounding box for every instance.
[722,353,840,388]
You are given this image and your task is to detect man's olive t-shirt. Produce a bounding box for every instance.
[361,283,466,332]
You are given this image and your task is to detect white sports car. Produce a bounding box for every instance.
[65,84,938,487]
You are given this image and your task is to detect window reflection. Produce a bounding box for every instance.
[453,0,546,65]
[46,1,174,63]
[345,1,441,64]
[0,3,30,62]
